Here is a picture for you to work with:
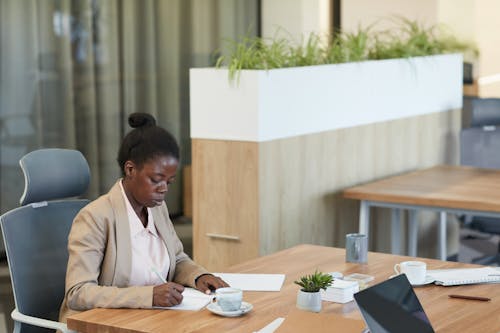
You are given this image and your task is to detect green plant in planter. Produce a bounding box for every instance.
[214,17,478,83]
[294,270,333,293]
[326,26,371,63]
[368,17,478,60]
[215,33,327,82]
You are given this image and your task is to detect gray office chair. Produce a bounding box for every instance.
[460,97,500,265]
[0,148,90,333]
[468,98,500,127]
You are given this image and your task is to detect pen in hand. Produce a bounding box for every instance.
[448,294,491,302]
[151,267,185,307]
[151,266,167,283]
[151,267,185,294]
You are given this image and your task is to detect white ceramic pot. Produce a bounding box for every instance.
[296,290,322,313]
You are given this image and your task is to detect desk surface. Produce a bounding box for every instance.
[343,165,500,213]
[67,244,500,333]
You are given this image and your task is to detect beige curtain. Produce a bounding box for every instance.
[0,0,259,219]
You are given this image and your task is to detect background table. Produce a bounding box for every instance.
[343,165,500,259]
[67,244,500,333]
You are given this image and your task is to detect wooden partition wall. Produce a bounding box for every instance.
[192,109,462,271]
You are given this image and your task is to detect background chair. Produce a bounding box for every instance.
[460,97,500,265]
[0,149,90,333]
[466,97,500,127]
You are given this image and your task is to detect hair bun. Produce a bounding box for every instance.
[128,113,156,128]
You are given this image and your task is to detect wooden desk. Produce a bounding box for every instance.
[67,244,500,333]
[343,165,500,259]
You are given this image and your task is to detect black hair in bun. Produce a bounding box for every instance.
[117,112,179,175]
[128,112,156,128]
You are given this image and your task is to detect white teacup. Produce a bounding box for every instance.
[394,261,426,285]
[215,287,243,312]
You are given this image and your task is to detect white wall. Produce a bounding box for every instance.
[341,0,438,33]
[438,0,475,43]
[261,0,330,42]
[474,0,500,96]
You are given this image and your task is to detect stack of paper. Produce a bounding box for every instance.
[321,279,359,304]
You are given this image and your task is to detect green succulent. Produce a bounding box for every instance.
[294,270,333,293]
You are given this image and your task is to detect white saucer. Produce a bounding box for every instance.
[389,274,435,287]
[411,275,435,287]
[206,301,253,317]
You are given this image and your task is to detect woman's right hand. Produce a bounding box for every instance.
[153,282,185,307]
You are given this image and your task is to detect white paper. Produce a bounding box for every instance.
[213,273,286,291]
[153,288,212,311]
[254,317,285,333]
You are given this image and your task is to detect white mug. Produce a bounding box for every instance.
[215,287,243,312]
[394,261,426,285]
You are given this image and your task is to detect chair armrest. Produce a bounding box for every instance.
[11,308,76,333]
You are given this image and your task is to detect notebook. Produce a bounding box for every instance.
[428,267,500,286]
[354,274,435,333]
[153,288,212,311]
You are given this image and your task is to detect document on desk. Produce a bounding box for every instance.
[254,318,285,333]
[428,267,500,286]
[213,273,286,291]
[153,288,212,311]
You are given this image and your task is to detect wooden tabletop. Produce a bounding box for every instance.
[67,244,500,333]
[343,165,500,213]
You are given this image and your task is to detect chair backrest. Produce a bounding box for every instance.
[0,149,90,333]
[460,99,500,236]
[460,127,500,169]
[19,149,90,206]
[461,97,500,169]
[467,97,500,127]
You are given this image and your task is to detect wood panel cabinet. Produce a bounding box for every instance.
[192,139,259,270]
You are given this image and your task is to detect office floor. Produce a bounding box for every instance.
[0,224,497,333]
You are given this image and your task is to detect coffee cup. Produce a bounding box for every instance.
[394,261,426,285]
[215,287,243,312]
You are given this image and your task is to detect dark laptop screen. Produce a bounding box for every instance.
[354,274,435,333]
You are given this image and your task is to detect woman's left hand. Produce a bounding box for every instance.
[195,274,229,294]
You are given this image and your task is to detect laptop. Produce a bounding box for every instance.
[353,274,435,333]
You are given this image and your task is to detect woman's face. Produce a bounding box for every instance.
[123,155,179,209]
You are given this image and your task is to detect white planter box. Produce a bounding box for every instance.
[190,54,463,142]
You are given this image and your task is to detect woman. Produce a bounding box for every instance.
[59,113,228,322]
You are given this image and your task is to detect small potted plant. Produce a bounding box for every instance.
[294,270,333,312]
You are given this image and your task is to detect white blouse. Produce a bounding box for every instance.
[119,181,170,286]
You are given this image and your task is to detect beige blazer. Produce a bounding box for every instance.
[59,181,208,323]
